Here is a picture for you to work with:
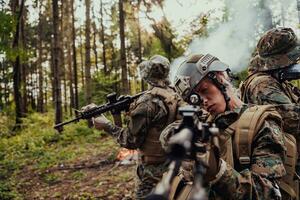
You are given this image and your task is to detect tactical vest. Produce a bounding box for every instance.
[139,86,183,165]
[225,105,299,200]
[169,105,299,200]
[240,72,300,104]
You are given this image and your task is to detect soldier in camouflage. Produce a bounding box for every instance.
[240,27,300,179]
[160,53,292,199]
[87,55,183,199]
[241,27,300,106]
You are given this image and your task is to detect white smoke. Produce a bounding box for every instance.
[170,0,299,83]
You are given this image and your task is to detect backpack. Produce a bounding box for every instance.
[235,105,299,199]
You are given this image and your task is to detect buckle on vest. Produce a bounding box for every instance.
[239,156,250,165]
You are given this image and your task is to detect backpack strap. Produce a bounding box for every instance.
[235,106,299,199]
[220,122,237,167]
[234,105,282,166]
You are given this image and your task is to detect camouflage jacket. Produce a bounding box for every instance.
[106,86,183,199]
[106,85,182,153]
[240,72,300,147]
[160,105,286,200]
[240,72,300,105]
[208,105,286,200]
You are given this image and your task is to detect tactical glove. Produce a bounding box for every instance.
[93,114,112,132]
[80,103,112,131]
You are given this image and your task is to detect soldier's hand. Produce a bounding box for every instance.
[160,120,182,151]
[80,103,97,112]
[93,114,112,131]
[195,142,221,184]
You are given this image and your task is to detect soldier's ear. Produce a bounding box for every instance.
[215,72,226,83]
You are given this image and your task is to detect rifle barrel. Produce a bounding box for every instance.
[54,117,81,130]
[53,91,146,130]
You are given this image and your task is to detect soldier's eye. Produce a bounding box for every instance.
[199,87,208,95]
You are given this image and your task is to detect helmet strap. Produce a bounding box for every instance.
[207,72,231,111]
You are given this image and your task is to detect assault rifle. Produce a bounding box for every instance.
[146,106,219,200]
[54,92,145,130]
[272,63,300,82]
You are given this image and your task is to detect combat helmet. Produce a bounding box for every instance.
[138,55,170,86]
[174,54,230,107]
[254,27,300,72]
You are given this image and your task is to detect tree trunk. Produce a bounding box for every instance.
[85,0,92,105]
[136,1,145,91]
[85,0,92,127]
[29,61,37,110]
[50,36,55,108]
[52,0,63,130]
[0,61,3,109]
[37,1,44,113]
[3,60,9,105]
[79,28,85,90]
[99,0,107,74]
[63,71,68,113]
[92,9,98,72]
[71,0,79,114]
[21,8,28,114]
[12,0,25,129]
[60,0,68,114]
[119,0,129,94]
[65,0,74,116]
[44,76,48,111]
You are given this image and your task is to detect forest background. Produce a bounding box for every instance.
[0,0,299,199]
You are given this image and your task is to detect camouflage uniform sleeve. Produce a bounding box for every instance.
[247,76,293,105]
[159,120,182,151]
[105,93,168,149]
[210,119,286,200]
[275,104,300,137]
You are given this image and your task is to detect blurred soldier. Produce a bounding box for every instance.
[241,27,300,106]
[240,27,300,178]
[83,55,184,199]
[160,53,298,199]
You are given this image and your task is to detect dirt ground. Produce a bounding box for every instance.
[16,137,136,200]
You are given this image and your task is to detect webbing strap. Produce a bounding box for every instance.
[235,105,279,166]
[176,184,193,200]
[169,175,182,200]
[279,181,297,199]
[221,122,237,167]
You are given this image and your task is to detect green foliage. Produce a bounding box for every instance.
[0,181,21,200]
[234,69,249,87]
[0,113,14,137]
[79,71,119,106]
[0,111,107,199]
[143,35,167,58]
[42,173,61,185]
[71,171,86,180]
[0,11,15,55]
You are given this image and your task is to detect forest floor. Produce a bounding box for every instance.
[0,112,135,200]
[16,136,135,200]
